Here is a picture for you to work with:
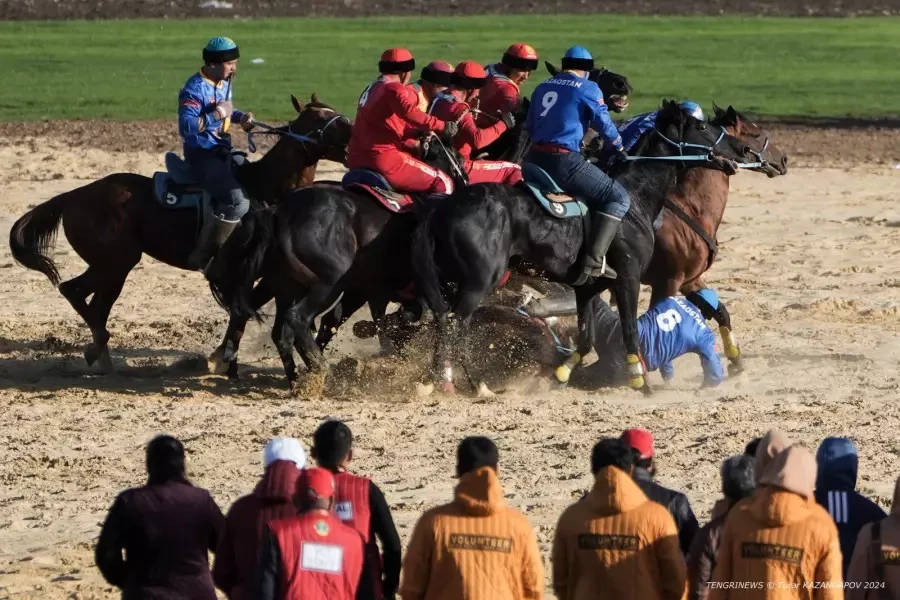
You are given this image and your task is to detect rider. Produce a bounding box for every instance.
[411,61,454,112]
[524,45,630,281]
[619,101,705,152]
[346,48,459,195]
[477,43,540,127]
[428,61,522,185]
[178,36,256,271]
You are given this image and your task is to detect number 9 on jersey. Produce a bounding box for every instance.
[539,91,558,117]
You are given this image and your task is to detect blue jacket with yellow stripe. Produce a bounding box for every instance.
[178,72,245,151]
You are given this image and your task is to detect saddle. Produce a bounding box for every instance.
[151,151,248,216]
[520,163,588,219]
[340,169,446,214]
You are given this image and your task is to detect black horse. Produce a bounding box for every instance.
[208,136,466,393]
[411,100,752,395]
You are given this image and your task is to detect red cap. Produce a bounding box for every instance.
[452,60,488,90]
[621,428,654,459]
[379,48,416,74]
[296,467,336,500]
[420,60,454,86]
[502,43,539,71]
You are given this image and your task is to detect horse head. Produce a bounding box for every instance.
[544,61,632,113]
[711,103,788,178]
[287,93,353,165]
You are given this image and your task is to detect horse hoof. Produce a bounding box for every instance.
[415,382,434,397]
[96,349,114,374]
[641,383,653,396]
[207,347,230,375]
[292,370,328,399]
[476,382,495,398]
[728,362,745,377]
[84,344,100,366]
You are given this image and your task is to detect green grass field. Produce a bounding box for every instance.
[2,15,899,122]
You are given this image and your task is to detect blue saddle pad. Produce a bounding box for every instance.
[521,162,588,219]
[152,172,206,211]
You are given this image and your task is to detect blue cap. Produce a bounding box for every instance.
[203,36,240,63]
[680,101,705,120]
[561,46,594,72]
[564,45,593,60]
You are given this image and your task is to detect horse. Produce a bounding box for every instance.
[411,100,753,396]
[9,94,352,371]
[642,104,788,375]
[207,135,467,393]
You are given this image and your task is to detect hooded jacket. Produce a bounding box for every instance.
[687,500,737,600]
[552,465,687,600]
[814,437,887,578]
[398,466,543,600]
[709,447,843,600]
[846,475,900,600]
[633,466,700,556]
[213,460,301,600]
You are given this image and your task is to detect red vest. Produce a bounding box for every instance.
[269,512,364,600]
[334,472,383,599]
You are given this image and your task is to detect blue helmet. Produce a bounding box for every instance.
[561,45,594,72]
[680,101,704,121]
[203,36,240,64]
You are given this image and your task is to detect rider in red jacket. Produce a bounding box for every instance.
[477,43,539,127]
[410,60,453,113]
[346,48,459,195]
[429,61,522,186]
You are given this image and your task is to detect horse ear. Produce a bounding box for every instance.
[291,94,304,113]
[726,105,738,119]
[545,61,558,76]
[712,102,725,118]
[311,92,320,105]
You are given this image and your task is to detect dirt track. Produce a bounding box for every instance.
[0,123,899,598]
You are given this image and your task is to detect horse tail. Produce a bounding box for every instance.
[411,210,449,315]
[209,208,275,322]
[8,191,70,286]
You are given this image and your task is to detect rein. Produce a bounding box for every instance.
[737,136,770,170]
[422,131,468,185]
[246,113,347,154]
[625,126,728,164]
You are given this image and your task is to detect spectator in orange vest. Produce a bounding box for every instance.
[253,467,366,600]
[312,420,401,600]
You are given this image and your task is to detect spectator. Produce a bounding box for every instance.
[621,427,700,555]
[311,420,402,600]
[399,436,543,600]
[213,437,307,600]
[709,446,843,599]
[253,467,366,600]
[552,438,686,600]
[744,437,762,458]
[95,434,225,600]
[753,429,792,475]
[814,437,887,578]
[846,474,900,600]
[687,455,755,600]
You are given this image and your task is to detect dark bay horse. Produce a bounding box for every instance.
[643,105,788,374]
[208,137,466,393]
[9,95,352,371]
[412,101,752,395]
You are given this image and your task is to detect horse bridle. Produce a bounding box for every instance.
[247,109,349,155]
[738,135,770,170]
[624,124,729,164]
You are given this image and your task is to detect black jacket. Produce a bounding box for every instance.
[633,467,699,556]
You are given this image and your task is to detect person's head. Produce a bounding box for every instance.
[721,455,756,502]
[379,48,416,85]
[263,436,307,470]
[744,437,762,458]
[500,43,539,85]
[679,100,705,121]
[202,36,240,82]
[419,61,453,101]
[456,436,499,478]
[815,436,859,490]
[758,445,817,499]
[561,45,594,77]
[311,420,353,471]
[754,429,792,478]
[295,467,336,512]
[451,61,488,103]
[146,435,187,484]
[591,438,637,475]
[620,428,655,474]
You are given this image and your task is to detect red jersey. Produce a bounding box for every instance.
[347,77,446,168]
[334,472,383,599]
[269,512,364,600]
[429,91,507,162]
[476,64,521,127]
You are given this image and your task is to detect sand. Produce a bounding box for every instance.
[1,130,898,599]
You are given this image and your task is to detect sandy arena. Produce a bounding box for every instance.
[1,124,899,598]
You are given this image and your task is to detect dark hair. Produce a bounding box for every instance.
[146,435,187,484]
[744,437,762,457]
[635,457,653,470]
[591,438,637,474]
[721,455,756,501]
[312,420,353,468]
[456,436,499,477]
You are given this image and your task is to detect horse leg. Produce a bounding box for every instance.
[287,283,335,398]
[70,267,132,372]
[613,262,650,394]
[449,275,497,395]
[58,267,99,348]
[368,295,396,357]
[210,279,274,378]
[559,285,605,385]
[685,284,743,374]
[271,295,299,389]
[315,288,366,352]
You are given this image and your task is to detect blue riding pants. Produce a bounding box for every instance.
[184,146,250,222]
[525,149,631,219]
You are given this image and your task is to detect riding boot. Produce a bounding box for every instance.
[187,214,239,272]
[581,212,621,281]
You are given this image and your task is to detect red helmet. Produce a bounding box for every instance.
[501,43,539,71]
[420,60,453,86]
[379,48,415,74]
[452,60,487,90]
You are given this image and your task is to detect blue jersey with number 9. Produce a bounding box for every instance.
[525,71,623,153]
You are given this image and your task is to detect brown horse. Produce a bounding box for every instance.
[643,105,788,374]
[9,94,352,371]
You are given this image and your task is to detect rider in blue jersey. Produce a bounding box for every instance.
[573,294,725,388]
[524,46,630,282]
[178,36,256,271]
[619,101,705,152]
